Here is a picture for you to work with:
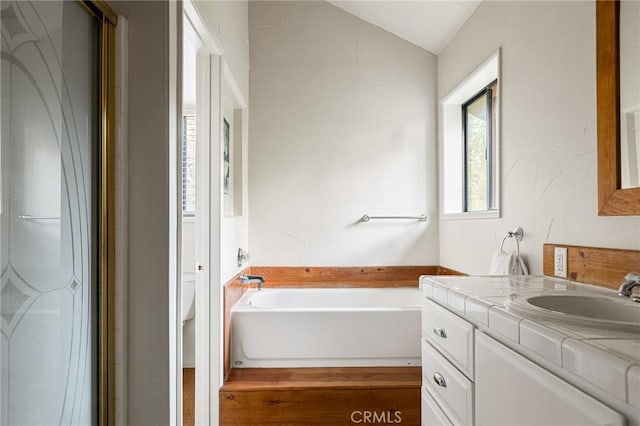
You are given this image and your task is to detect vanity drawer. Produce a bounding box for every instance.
[422,340,474,426]
[422,386,453,426]
[423,298,474,378]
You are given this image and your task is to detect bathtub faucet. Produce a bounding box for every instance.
[240,274,265,290]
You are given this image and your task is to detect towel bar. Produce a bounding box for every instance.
[18,215,60,221]
[361,214,428,223]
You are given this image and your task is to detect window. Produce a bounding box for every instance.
[462,80,497,212]
[182,114,196,216]
[441,49,500,218]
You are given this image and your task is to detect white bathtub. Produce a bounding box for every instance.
[230,288,421,368]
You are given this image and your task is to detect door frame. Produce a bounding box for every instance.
[77,1,118,424]
[181,2,223,424]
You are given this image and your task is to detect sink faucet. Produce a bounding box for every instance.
[240,274,265,290]
[618,273,640,301]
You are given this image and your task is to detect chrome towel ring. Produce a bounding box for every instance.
[500,227,524,257]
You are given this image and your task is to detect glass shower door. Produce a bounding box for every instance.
[1,1,100,424]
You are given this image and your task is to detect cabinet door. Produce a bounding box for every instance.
[423,298,475,378]
[422,340,474,425]
[422,387,453,426]
[475,332,625,426]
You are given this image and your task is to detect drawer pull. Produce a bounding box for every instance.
[433,372,447,388]
[433,326,447,339]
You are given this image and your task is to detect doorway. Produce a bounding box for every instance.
[181,19,199,425]
[180,3,223,425]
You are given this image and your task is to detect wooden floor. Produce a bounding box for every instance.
[183,368,195,426]
[220,367,421,425]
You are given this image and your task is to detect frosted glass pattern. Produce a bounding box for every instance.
[0,1,98,424]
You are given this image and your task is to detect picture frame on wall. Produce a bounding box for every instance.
[223,118,230,195]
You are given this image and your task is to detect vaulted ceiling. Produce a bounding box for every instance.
[328,1,482,54]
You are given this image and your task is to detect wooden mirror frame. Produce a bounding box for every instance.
[597,0,640,215]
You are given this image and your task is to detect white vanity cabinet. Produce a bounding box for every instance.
[421,298,475,426]
[421,294,627,426]
[475,331,625,426]
[422,388,453,426]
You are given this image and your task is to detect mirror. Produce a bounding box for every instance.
[620,1,640,188]
[596,0,640,215]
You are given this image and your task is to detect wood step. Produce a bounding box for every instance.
[220,367,421,425]
[221,367,421,391]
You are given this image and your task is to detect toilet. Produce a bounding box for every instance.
[182,274,196,368]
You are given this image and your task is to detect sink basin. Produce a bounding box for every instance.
[506,293,640,331]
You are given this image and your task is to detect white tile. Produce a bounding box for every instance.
[488,306,521,342]
[583,339,640,364]
[420,276,436,290]
[448,277,528,288]
[539,321,640,340]
[628,365,640,409]
[481,296,510,307]
[427,276,468,286]
[509,276,566,288]
[510,276,614,294]
[432,283,448,304]
[447,290,466,313]
[562,338,632,402]
[464,297,493,325]
[455,287,517,297]
[519,320,564,365]
[533,321,583,339]
[421,280,434,298]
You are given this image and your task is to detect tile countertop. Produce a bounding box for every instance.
[419,275,640,409]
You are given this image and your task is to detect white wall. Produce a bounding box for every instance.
[220,103,249,282]
[194,0,249,103]
[438,1,640,275]
[248,1,439,266]
[109,1,173,424]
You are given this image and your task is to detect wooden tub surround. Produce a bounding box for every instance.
[220,367,421,425]
[250,265,464,287]
[220,265,463,424]
[212,251,639,424]
[224,268,251,379]
[223,265,464,378]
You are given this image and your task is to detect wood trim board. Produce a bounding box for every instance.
[221,367,422,391]
[436,266,466,276]
[220,367,421,425]
[543,243,640,289]
[250,265,464,287]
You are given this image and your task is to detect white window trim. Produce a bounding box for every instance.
[441,210,500,221]
[182,215,196,223]
[440,48,501,220]
[182,112,197,217]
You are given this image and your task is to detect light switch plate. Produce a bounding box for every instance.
[554,247,568,278]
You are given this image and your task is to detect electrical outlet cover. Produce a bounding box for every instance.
[554,247,568,278]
